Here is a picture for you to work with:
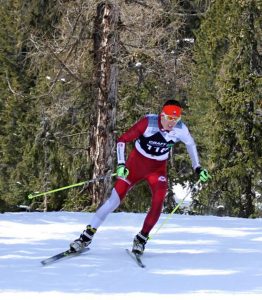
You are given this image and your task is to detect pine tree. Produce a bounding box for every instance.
[189,0,262,217]
[0,0,36,210]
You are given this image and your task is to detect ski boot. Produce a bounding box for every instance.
[132,231,148,255]
[70,225,97,252]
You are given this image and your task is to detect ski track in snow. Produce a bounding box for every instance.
[0,212,262,300]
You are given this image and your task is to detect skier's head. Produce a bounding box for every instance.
[160,99,182,131]
[161,99,182,119]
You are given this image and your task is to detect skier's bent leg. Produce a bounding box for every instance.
[90,178,130,228]
[141,182,167,234]
[90,188,121,228]
[70,179,130,251]
[132,176,167,254]
[70,188,122,252]
[142,175,167,234]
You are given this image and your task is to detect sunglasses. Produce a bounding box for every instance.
[161,113,181,122]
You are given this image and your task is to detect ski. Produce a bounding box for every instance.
[41,247,89,266]
[125,248,146,268]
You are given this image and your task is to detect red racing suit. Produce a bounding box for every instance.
[114,114,200,234]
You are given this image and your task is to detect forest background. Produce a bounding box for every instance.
[0,0,261,218]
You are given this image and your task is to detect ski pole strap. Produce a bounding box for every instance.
[28,173,117,199]
[149,179,201,240]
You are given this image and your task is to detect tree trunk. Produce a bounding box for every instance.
[89,1,119,206]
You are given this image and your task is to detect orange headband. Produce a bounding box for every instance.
[162,105,182,117]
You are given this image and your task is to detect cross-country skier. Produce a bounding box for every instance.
[70,99,211,255]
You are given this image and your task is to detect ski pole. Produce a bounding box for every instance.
[28,173,117,199]
[149,179,201,239]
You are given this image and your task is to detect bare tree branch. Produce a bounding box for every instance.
[5,72,24,97]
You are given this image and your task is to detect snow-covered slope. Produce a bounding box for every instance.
[0,212,262,300]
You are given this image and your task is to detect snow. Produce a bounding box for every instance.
[173,182,193,207]
[0,211,262,300]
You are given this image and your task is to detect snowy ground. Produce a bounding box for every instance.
[0,211,262,300]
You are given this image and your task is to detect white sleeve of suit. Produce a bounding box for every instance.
[178,123,200,170]
[116,142,126,164]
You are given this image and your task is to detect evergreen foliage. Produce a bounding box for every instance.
[0,0,260,217]
[189,0,262,217]
[0,1,36,210]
